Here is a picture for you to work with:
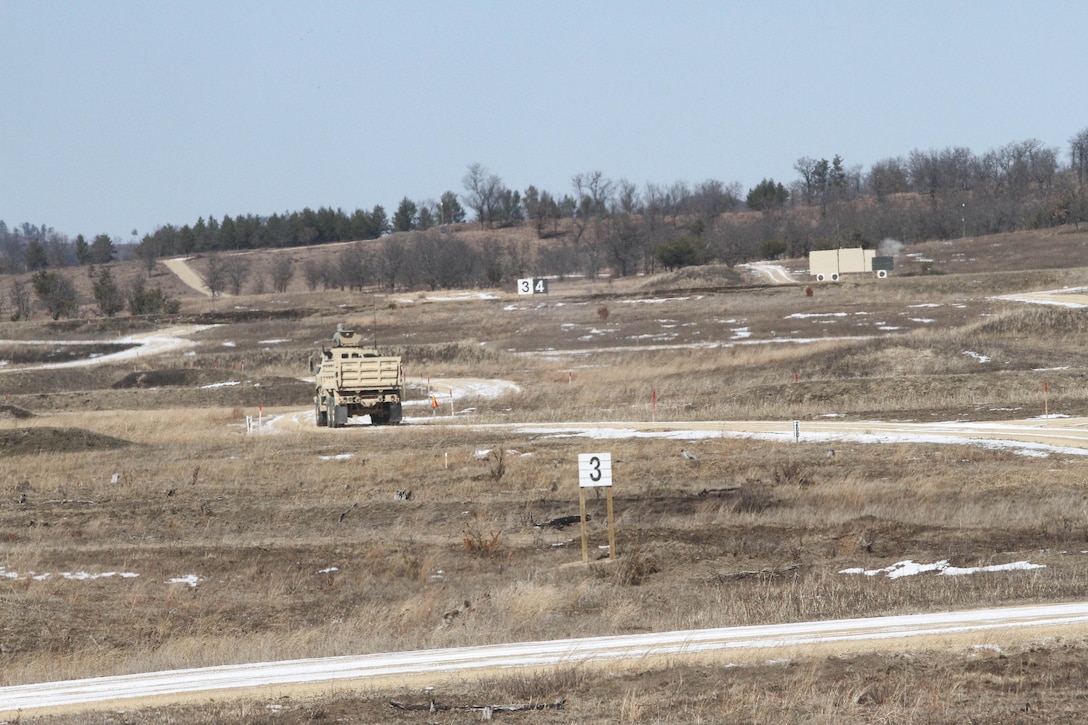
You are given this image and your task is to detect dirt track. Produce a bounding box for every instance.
[5,601,1087,716]
[742,262,798,284]
[266,405,1088,457]
[161,257,213,296]
[493,417,1088,455]
[996,287,1088,308]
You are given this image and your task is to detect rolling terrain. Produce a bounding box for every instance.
[3,226,1088,722]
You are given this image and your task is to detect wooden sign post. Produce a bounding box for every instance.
[577,452,615,562]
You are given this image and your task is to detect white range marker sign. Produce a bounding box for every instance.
[578,452,612,487]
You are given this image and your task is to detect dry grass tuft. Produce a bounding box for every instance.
[462,511,504,556]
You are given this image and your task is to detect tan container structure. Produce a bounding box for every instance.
[809,248,881,282]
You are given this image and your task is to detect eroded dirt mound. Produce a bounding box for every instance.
[0,342,137,365]
[112,368,245,389]
[7,375,312,412]
[0,403,32,419]
[0,427,133,455]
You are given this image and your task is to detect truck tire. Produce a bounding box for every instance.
[387,402,403,425]
[315,402,328,427]
[332,404,348,428]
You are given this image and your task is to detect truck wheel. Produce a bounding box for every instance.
[315,403,327,427]
[387,402,403,426]
[331,404,347,428]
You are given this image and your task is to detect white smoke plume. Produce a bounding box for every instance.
[878,238,904,257]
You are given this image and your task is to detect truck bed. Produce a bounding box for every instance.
[318,355,401,392]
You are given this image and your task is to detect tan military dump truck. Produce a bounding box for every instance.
[314,324,403,427]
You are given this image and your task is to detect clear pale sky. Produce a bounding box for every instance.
[3,1,1085,241]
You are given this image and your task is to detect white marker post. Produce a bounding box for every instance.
[577,452,615,562]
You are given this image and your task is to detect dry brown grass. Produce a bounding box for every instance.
[7,227,1088,720]
[5,416,1086,689]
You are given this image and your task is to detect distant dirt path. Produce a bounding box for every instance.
[0,325,214,372]
[495,417,1088,456]
[264,398,1088,457]
[996,287,1088,308]
[162,257,213,296]
[738,262,798,284]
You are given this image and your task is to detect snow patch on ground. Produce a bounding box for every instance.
[840,560,1045,579]
[509,423,1088,458]
[1,567,140,582]
[628,333,678,341]
[425,292,500,302]
[578,328,616,340]
[620,296,702,305]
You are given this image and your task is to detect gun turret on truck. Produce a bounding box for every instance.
[314,324,403,427]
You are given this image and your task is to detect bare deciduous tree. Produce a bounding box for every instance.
[302,259,321,291]
[866,157,910,200]
[9,280,31,321]
[1070,127,1088,185]
[377,237,407,290]
[271,254,294,293]
[338,243,367,291]
[462,163,504,228]
[202,253,226,299]
[688,179,741,231]
[222,255,250,296]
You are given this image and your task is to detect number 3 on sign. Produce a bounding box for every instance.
[578,452,612,487]
[517,278,532,295]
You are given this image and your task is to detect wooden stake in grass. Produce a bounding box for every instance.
[1044,380,1049,417]
[577,453,615,563]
